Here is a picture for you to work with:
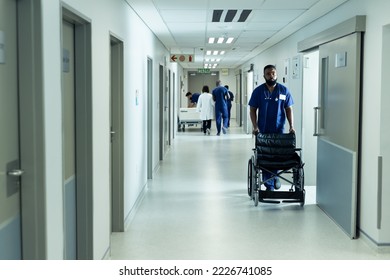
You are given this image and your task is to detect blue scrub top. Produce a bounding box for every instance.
[212,86,229,110]
[191,93,200,103]
[248,83,294,133]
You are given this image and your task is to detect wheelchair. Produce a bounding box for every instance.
[247,133,305,207]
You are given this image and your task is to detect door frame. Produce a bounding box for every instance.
[159,64,164,160]
[301,50,319,186]
[62,5,93,259]
[17,0,46,259]
[147,57,153,179]
[109,34,124,233]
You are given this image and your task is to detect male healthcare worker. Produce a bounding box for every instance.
[248,65,295,191]
[212,80,229,135]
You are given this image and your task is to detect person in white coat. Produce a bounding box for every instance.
[196,85,215,135]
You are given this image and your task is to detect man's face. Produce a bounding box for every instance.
[264,68,277,86]
[264,68,277,81]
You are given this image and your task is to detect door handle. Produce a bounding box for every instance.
[7,169,24,177]
[313,106,320,136]
[110,130,116,142]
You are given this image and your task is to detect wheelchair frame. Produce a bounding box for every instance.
[247,133,305,207]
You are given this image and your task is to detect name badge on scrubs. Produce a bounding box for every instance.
[279,94,286,100]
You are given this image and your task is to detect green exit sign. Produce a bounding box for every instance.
[198,68,211,74]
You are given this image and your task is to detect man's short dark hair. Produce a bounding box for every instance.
[263,64,276,73]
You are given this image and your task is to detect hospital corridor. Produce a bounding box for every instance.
[110,125,389,260]
[2,0,390,263]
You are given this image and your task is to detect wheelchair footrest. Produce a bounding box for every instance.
[259,190,304,202]
[259,199,281,204]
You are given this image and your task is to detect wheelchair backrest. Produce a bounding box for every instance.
[256,133,296,156]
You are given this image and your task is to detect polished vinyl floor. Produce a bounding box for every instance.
[110,123,390,260]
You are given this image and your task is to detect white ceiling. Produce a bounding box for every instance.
[125,0,349,69]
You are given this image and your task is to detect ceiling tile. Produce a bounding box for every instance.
[160,10,207,22]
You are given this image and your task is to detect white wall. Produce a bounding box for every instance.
[41,0,179,259]
[237,0,390,246]
[42,0,64,260]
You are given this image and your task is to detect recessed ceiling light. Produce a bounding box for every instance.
[226,37,234,44]
[208,37,215,44]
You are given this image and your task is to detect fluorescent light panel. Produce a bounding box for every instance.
[208,37,235,44]
[205,50,226,56]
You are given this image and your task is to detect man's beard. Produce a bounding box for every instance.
[265,78,277,86]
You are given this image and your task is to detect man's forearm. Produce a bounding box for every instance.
[249,107,258,133]
[285,107,295,132]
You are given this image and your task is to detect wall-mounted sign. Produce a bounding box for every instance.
[221,68,229,76]
[335,52,347,68]
[197,68,210,74]
[170,54,194,63]
[292,55,300,79]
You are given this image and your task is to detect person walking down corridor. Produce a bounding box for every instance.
[248,64,295,191]
[212,80,229,135]
[224,85,234,128]
[196,85,214,135]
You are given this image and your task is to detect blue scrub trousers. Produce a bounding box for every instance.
[215,106,228,134]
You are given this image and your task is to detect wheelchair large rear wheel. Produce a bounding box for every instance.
[293,167,305,191]
[247,159,253,197]
[253,189,259,207]
[300,189,306,207]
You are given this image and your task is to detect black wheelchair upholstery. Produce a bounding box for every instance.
[255,133,302,170]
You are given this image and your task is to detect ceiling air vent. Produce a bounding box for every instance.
[212,9,252,23]
[212,10,223,22]
[238,10,252,22]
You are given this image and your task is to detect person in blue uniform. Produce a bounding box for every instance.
[248,65,295,191]
[185,92,200,107]
[224,85,234,128]
[212,80,229,135]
